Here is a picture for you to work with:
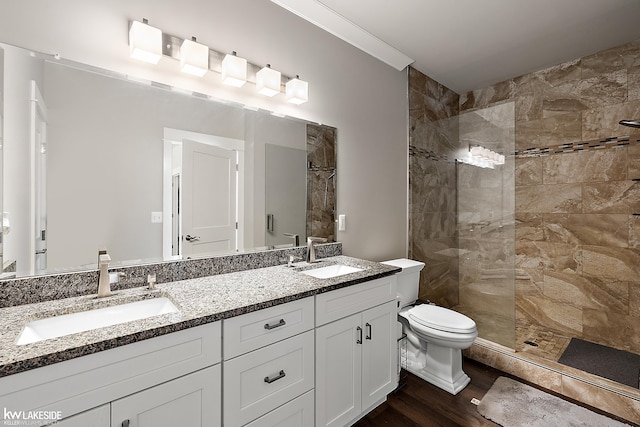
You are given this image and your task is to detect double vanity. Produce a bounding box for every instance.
[0,255,401,427]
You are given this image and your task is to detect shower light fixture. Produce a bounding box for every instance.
[285,75,309,105]
[129,19,163,64]
[180,37,209,77]
[221,52,247,87]
[256,65,282,97]
[470,146,505,166]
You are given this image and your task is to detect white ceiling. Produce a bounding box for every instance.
[271,0,640,93]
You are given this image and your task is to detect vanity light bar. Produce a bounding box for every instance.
[128,19,308,104]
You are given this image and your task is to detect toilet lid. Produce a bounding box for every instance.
[408,304,476,334]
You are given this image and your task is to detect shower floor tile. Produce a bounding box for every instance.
[516,323,572,361]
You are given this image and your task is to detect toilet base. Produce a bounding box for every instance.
[403,340,471,395]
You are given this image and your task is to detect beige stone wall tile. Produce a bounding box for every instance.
[515,157,543,186]
[581,39,640,78]
[539,241,580,273]
[409,89,426,128]
[544,271,629,315]
[631,215,640,249]
[547,70,627,111]
[561,375,640,424]
[583,309,640,355]
[534,59,582,88]
[516,94,542,122]
[628,65,640,101]
[629,144,640,179]
[515,245,544,286]
[458,161,503,190]
[460,80,516,112]
[516,213,544,241]
[408,66,427,93]
[582,100,640,140]
[516,183,582,213]
[516,112,582,149]
[410,154,456,188]
[580,40,640,78]
[542,147,628,184]
[583,181,640,214]
[630,282,640,318]
[582,245,640,282]
[517,294,583,335]
[541,96,588,117]
[411,120,457,153]
[543,213,629,247]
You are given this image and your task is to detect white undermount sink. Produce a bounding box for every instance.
[16,297,179,345]
[301,264,364,279]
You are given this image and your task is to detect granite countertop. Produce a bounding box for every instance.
[0,256,400,377]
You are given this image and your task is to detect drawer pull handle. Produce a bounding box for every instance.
[264,370,286,384]
[366,323,372,340]
[122,420,130,427]
[357,326,363,344]
[264,319,286,330]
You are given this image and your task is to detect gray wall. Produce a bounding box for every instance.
[0,0,409,262]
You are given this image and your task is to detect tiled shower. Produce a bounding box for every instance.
[409,38,640,391]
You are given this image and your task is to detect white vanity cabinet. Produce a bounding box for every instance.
[315,277,398,427]
[111,365,221,427]
[0,322,222,427]
[222,297,315,427]
[51,404,110,427]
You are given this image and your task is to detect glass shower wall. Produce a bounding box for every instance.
[455,102,516,349]
[408,68,516,349]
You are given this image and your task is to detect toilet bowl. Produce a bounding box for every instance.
[382,258,478,395]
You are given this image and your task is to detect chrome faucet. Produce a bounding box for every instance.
[306,237,327,263]
[283,233,300,246]
[97,252,112,298]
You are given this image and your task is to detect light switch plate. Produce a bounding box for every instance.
[338,214,346,231]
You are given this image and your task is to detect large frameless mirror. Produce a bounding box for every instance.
[0,42,336,279]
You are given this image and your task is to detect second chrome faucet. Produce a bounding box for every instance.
[306,237,327,263]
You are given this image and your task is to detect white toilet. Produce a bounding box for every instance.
[382,258,478,395]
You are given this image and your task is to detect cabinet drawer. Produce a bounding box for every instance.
[244,390,314,427]
[223,297,314,360]
[223,331,314,427]
[315,276,397,326]
[1,322,221,421]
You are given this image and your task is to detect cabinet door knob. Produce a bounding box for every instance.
[122,420,130,427]
[264,369,286,384]
[365,322,372,340]
[356,326,363,344]
[264,319,286,330]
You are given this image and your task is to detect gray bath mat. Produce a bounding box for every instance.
[477,376,632,427]
[558,338,640,388]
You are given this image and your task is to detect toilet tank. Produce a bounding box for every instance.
[381,258,425,308]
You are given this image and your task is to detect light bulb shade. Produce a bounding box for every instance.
[180,38,209,77]
[256,66,281,97]
[285,77,308,104]
[129,20,163,64]
[222,53,247,87]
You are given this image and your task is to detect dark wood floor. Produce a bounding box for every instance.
[354,358,638,427]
